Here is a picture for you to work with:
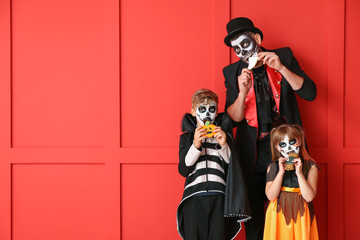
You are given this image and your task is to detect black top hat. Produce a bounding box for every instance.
[224,17,263,47]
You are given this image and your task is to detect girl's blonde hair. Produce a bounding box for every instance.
[270,124,315,177]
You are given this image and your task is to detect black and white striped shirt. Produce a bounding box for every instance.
[180,136,230,200]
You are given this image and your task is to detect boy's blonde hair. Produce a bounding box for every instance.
[191,89,219,109]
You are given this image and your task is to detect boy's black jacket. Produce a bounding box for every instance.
[180,112,252,220]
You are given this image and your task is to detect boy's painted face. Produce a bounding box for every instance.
[277,135,300,158]
[230,32,259,63]
[195,102,217,126]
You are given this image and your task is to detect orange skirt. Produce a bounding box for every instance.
[263,188,319,240]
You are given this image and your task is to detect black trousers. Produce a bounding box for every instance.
[244,136,271,240]
[182,194,229,240]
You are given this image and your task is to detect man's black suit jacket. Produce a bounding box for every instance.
[223,47,316,184]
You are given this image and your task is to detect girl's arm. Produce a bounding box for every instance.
[294,159,319,202]
[265,158,286,201]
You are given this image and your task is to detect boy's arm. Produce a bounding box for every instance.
[213,127,231,164]
[217,144,230,164]
[178,132,200,177]
[185,144,202,167]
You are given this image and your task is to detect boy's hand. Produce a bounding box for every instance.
[213,126,227,147]
[194,126,207,149]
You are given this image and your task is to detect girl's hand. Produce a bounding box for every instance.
[213,126,227,147]
[278,157,287,174]
[293,158,303,176]
[193,126,206,149]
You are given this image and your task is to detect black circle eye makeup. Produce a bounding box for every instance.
[241,40,250,48]
[198,106,206,113]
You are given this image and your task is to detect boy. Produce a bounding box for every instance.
[176,89,251,240]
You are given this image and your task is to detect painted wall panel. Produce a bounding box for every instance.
[313,163,327,240]
[12,164,109,240]
[0,0,358,239]
[11,0,106,147]
[344,0,360,147]
[344,164,360,239]
[121,164,184,239]
[120,0,228,148]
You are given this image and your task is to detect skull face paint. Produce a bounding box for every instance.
[230,32,259,63]
[277,135,300,158]
[195,102,217,126]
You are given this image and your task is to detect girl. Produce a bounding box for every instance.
[263,124,319,240]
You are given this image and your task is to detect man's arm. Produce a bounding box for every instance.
[227,93,246,122]
[278,64,304,90]
[258,50,316,101]
[226,68,252,122]
[258,51,303,90]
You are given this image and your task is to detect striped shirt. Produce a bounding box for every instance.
[181,137,230,200]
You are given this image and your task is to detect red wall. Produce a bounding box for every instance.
[0,0,359,239]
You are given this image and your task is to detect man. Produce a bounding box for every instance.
[223,17,316,240]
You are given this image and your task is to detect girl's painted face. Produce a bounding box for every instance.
[195,102,217,126]
[277,135,300,158]
[230,32,259,63]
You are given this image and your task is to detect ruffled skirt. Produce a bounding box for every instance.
[263,187,319,240]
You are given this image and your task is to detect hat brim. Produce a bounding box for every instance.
[224,27,263,47]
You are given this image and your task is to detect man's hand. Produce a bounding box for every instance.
[193,126,206,149]
[213,126,227,147]
[257,52,284,72]
[238,68,252,97]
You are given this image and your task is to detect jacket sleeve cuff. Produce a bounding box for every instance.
[295,77,317,101]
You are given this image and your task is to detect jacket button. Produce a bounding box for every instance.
[275,94,279,98]
[277,81,281,84]
[246,119,250,123]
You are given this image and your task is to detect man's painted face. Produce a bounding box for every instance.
[277,135,300,158]
[230,32,259,63]
[195,102,217,126]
